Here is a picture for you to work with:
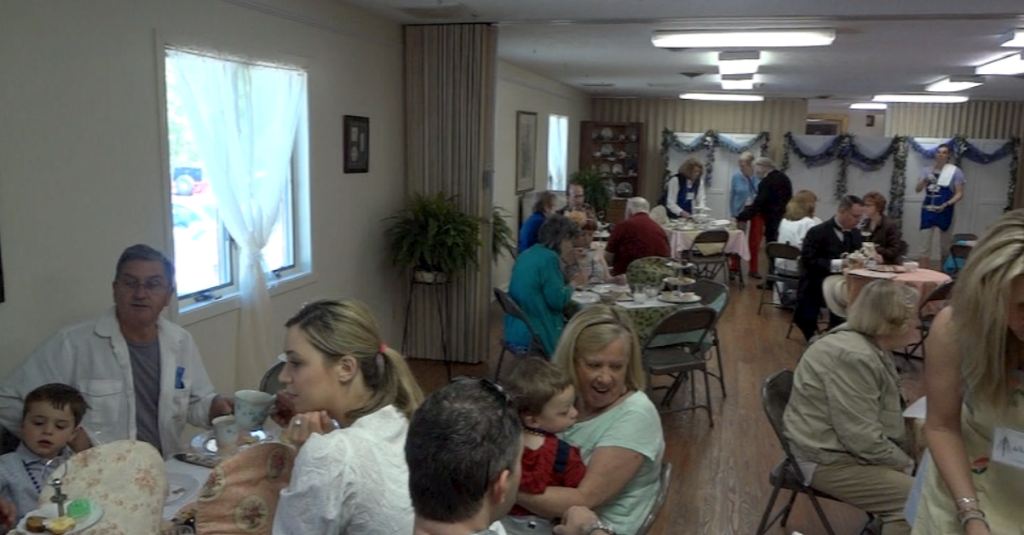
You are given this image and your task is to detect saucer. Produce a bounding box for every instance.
[659,293,701,304]
[191,428,270,455]
[18,500,104,533]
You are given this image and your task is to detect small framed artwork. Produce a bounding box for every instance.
[344,115,369,173]
[805,113,848,136]
[516,111,538,193]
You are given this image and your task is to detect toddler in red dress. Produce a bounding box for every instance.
[502,358,587,531]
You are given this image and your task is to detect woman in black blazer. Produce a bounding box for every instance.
[737,157,794,248]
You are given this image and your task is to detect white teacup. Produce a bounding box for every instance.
[681,292,698,301]
[212,415,239,452]
[234,390,275,431]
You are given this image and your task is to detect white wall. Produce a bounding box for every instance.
[493,61,590,289]
[0,0,406,393]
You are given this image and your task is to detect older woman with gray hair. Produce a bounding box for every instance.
[783,279,921,535]
[737,157,793,276]
[506,214,588,355]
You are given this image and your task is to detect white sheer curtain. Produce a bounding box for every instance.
[548,115,568,190]
[167,49,306,387]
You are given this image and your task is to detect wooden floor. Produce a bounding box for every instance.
[407,277,924,535]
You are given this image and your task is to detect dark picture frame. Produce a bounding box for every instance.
[344,115,370,173]
[516,111,538,193]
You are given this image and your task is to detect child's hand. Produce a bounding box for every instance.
[0,498,16,530]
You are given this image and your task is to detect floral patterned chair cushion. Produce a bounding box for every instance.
[626,256,677,287]
[39,440,166,535]
[194,443,295,535]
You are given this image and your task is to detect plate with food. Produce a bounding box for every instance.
[164,472,201,512]
[659,292,701,304]
[663,276,695,287]
[18,499,103,534]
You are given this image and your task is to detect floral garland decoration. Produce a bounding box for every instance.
[660,129,769,185]
[888,137,908,225]
[1008,138,1021,212]
[704,131,717,185]
[660,128,704,186]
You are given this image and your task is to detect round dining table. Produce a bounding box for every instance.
[845,267,951,308]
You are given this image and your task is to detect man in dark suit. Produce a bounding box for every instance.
[737,157,793,278]
[794,195,867,341]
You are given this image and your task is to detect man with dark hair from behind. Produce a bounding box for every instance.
[407,379,611,535]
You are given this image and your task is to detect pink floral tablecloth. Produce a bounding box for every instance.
[667,228,750,261]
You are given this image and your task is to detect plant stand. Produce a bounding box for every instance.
[401,277,452,381]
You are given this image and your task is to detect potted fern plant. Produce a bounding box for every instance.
[386,192,483,284]
[491,207,516,263]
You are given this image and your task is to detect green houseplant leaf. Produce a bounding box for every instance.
[491,207,516,262]
[385,192,484,278]
[570,168,613,216]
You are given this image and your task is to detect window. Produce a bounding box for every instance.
[547,115,569,191]
[164,50,308,302]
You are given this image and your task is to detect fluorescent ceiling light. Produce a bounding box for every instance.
[850,102,887,110]
[720,74,755,90]
[718,51,761,75]
[926,75,984,92]
[872,94,969,103]
[999,29,1024,47]
[653,29,835,48]
[975,52,1024,75]
[680,93,764,102]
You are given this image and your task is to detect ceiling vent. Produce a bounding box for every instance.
[679,72,704,78]
[582,83,615,88]
[398,3,477,20]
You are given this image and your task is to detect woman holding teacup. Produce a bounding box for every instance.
[270,298,424,535]
[912,209,1024,535]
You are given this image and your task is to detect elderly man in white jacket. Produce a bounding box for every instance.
[0,244,232,458]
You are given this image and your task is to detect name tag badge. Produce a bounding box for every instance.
[991,427,1024,471]
[175,366,186,389]
[687,191,695,201]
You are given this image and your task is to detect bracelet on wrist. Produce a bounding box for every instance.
[956,497,978,511]
[958,509,988,530]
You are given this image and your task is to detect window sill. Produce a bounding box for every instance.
[177,271,317,327]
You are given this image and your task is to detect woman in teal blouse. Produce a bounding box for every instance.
[505,214,587,354]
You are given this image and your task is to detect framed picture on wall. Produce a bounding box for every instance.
[805,114,848,136]
[516,111,538,193]
[343,115,369,173]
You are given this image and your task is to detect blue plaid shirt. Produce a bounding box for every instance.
[0,443,73,521]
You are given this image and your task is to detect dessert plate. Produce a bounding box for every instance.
[18,500,104,534]
[659,293,701,304]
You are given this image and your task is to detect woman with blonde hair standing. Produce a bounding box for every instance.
[913,209,1024,535]
[272,298,425,535]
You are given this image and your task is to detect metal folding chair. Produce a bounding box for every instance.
[635,462,673,535]
[949,243,972,277]
[685,229,731,286]
[493,288,548,381]
[755,369,876,535]
[259,361,285,395]
[902,280,955,359]
[641,306,719,425]
[759,242,801,315]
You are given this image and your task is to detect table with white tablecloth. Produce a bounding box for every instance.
[666,228,750,261]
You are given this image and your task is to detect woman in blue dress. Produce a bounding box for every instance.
[660,158,702,219]
[915,144,964,269]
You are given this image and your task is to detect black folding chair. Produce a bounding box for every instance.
[641,306,718,425]
[755,369,876,535]
[685,229,731,287]
[493,288,548,381]
[902,280,955,359]
[690,279,730,398]
[259,361,285,395]
[951,233,978,243]
[760,243,801,315]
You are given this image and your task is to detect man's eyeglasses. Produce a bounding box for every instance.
[116,278,170,293]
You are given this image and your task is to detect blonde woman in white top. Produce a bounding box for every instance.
[775,190,821,275]
[272,299,424,535]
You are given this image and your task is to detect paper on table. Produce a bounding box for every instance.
[903,396,927,419]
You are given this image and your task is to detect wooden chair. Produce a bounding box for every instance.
[641,306,719,425]
[493,288,548,381]
[755,370,876,535]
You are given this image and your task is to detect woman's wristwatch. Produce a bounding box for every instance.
[584,519,616,535]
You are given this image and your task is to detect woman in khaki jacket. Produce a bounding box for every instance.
[783,279,921,535]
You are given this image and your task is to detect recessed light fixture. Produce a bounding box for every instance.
[999,29,1024,47]
[718,51,761,75]
[872,94,969,104]
[680,93,764,102]
[850,103,888,110]
[720,74,755,90]
[926,75,985,92]
[653,29,835,48]
[975,52,1024,75]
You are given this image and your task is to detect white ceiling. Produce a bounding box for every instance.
[339,0,1024,102]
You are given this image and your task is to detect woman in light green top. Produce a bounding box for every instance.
[514,306,665,535]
